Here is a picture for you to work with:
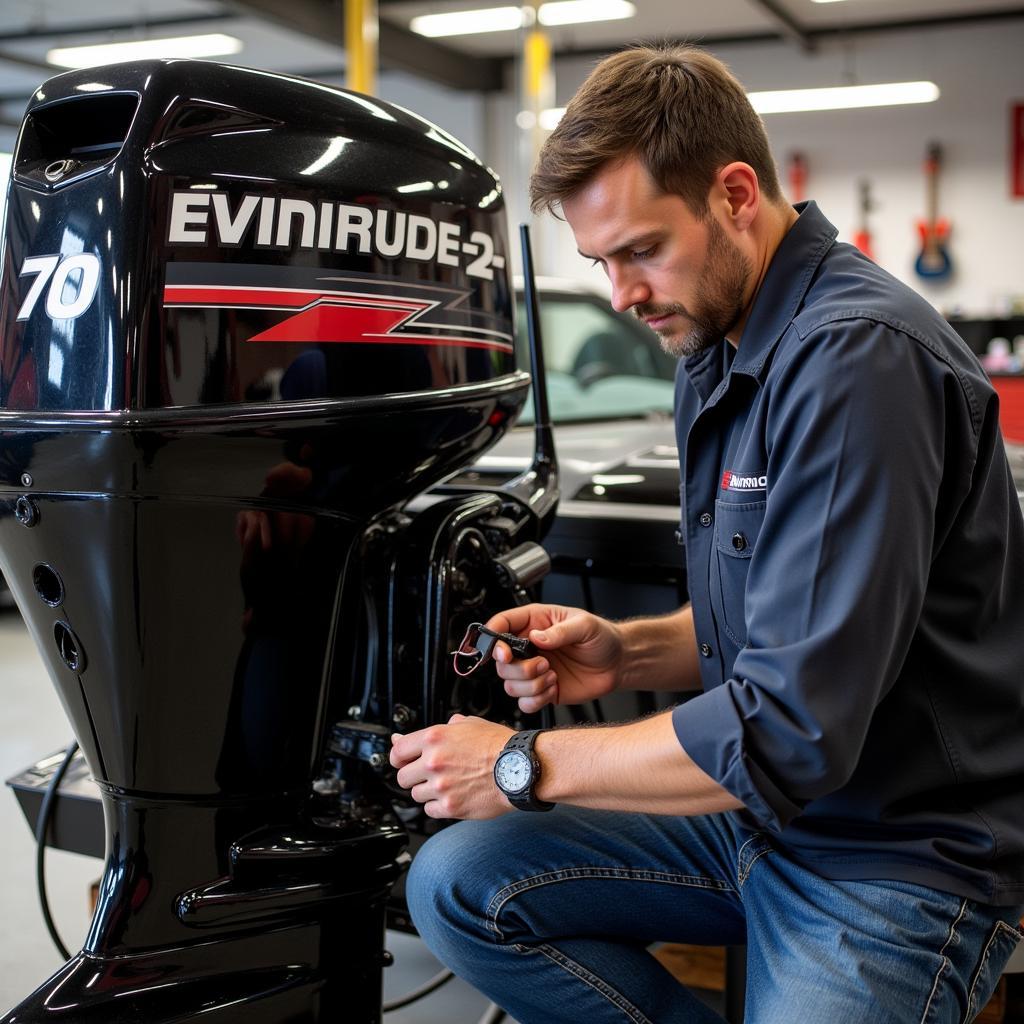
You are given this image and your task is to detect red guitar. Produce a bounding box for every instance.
[914,142,952,280]
[853,178,874,260]
[788,151,808,204]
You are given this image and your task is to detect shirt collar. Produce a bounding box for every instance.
[729,200,838,378]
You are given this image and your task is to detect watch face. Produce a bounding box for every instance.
[495,749,532,795]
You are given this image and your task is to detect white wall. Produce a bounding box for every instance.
[486,19,1024,317]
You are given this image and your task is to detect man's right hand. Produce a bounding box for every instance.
[485,604,623,714]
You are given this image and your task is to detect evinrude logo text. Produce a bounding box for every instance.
[721,470,767,492]
[167,191,505,280]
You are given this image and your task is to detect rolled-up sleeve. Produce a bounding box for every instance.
[673,319,977,832]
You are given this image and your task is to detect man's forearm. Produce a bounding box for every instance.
[615,605,703,693]
[533,711,742,816]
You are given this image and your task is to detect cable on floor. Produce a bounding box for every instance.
[35,739,79,961]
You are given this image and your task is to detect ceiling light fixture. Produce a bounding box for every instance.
[535,81,938,132]
[538,0,635,27]
[748,81,940,114]
[411,0,635,38]
[47,33,243,69]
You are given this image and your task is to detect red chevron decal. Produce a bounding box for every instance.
[163,285,512,352]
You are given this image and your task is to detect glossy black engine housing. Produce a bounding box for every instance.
[2,59,517,412]
[0,60,534,1023]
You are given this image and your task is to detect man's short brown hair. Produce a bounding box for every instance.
[529,44,784,218]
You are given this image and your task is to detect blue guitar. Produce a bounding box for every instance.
[915,142,953,280]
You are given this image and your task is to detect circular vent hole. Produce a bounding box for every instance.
[15,497,39,527]
[54,622,85,672]
[33,564,64,607]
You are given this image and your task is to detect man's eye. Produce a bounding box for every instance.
[632,246,656,261]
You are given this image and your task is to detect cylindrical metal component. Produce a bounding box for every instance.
[493,541,551,590]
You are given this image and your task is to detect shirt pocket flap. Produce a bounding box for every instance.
[714,499,767,560]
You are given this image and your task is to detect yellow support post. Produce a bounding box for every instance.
[521,4,553,164]
[346,0,378,96]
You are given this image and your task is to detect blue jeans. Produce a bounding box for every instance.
[406,807,1024,1023]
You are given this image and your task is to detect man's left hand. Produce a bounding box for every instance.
[390,715,515,820]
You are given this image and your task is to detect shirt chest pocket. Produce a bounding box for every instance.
[711,499,767,648]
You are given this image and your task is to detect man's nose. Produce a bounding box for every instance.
[609,271,650,314]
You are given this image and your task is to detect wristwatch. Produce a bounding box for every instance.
[493,729,554,811]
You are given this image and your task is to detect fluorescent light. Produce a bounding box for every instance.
[48,33,243,69]
[411,0,635,37]
[539,1,635,27]
[412,7,522,37]
[748,81,939,114]
[518,108,566,130]
[533,81,937,133]
[539,107,565,130]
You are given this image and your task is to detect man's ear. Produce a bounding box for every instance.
[715,162,759,231]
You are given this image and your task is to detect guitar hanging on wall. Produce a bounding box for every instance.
[914,142,953,281]
[853,178,875,261]
[788,151,808,204]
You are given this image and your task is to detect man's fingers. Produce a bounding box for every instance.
[410,781,434,805]
[389,727,428,769]
[503,671,556,699]
[484,606,534,638]
[518,685,557,714]
[396,762,429,790]
[495,652,549,678]
[529,616,590,650]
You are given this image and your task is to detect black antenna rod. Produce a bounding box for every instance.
[509,223,558,530]
[520,225,555,464]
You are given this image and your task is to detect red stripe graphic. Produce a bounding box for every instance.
[162,285,512,353]
[163,285,426,311]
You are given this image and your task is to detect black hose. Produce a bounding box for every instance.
[35,739,79,961]
[383,967,455,1012]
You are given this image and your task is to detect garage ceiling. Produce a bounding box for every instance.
[0,0,1021,131]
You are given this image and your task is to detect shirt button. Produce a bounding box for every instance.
[699,512,713,527]
[699,642,713,658]
[731,532,747,552]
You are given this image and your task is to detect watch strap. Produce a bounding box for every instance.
[496,729,554,812]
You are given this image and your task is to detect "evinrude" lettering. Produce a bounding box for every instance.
[167,191,505,280]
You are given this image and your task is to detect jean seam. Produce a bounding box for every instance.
[736,833,771,886]
[486,867,737,942]
[918,898,969,1024]
[531,941,657,1024]
[965,919,1023,1021]
[735,833,761,866]
[738,847,772,888]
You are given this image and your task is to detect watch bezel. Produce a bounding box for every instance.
[494,748,533,795]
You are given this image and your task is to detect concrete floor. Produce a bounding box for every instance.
[0,606,502,1023]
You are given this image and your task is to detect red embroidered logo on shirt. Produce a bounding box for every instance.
[721,470,767,491]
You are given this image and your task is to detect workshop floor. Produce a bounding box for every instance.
[0,606,500,1023]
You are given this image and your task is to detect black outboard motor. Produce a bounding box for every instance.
[0,61,554,1022]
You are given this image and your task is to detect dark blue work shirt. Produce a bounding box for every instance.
[672,201,1024,906]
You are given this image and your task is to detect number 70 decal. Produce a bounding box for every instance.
[16,253,101,321]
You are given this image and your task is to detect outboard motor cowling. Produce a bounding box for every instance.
[0,60,538,1022]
